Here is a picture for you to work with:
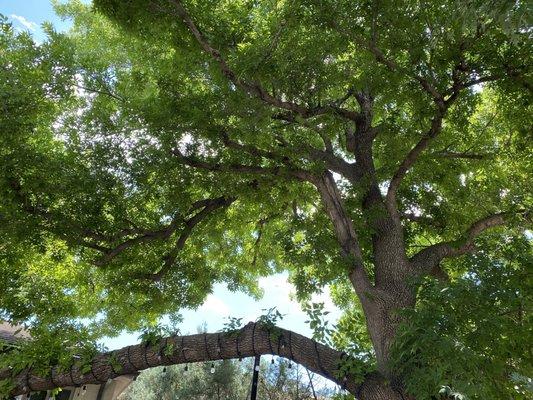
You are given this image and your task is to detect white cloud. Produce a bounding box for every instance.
[199,294,230,316]
[258,275,296,305]
[10,14,37,32]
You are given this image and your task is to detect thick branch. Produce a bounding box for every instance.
[313,172,373,296]
[94,197,231,267]
[410,212,510,271]
[317,153,361,183]
[140,196,235,281]
[220,131,346,179]
[172,148,311,181]
[3,323,367,397]
[250,121,361,183]
[432,150,492,160]
[329,19,443,105]
[386,108,445,214]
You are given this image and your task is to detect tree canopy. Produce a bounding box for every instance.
[0,1,531,399]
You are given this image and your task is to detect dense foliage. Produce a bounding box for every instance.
[391,235,532,399]
[0,0,531,399]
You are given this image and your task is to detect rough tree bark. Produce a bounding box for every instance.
[2,322,405,399]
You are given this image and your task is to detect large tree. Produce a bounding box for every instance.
[0,1,531,399]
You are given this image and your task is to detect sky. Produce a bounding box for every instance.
[0,0,74,42]
[0,0,342,351]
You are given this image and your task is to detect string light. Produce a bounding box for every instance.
[162,367,167,374]
[271,357,275,365]
[184,364,189,372]
[210,363,215,374]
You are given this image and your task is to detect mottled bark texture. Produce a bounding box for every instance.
[2,322,406,399]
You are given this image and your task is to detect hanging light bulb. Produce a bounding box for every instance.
[184,364,189,372]
[238,357,242,362]
[81,385,87,396]
[210,363,215,374]
[162,367,167,374]
[271,357,275,365]
[133,375,137,381]
[254,364,260,372]
[288,362,292,369]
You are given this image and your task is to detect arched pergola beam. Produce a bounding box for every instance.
[3,322,372,397]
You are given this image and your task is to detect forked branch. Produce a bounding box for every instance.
[169,0,356,121]
[313,172,373,297]
[94,196,232,268]
[139,196,236,281]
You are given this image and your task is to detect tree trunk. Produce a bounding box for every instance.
[357,373,410,399]
[364,289,415,371]
[357,267,417,399]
